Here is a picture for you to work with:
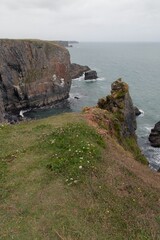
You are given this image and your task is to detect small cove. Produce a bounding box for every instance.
[25,42,160,170]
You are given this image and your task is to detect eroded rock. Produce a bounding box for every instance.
[70,63,90,79]
[84,70,98,80]
[0,91,5,122]
[98,78,136,137]
[134,106,141,116]
[0,39,72,122]
[149,121,160,147]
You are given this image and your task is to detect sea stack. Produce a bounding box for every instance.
[149,121,160,147]
[98,78,136,137]
[70,63,90,79]
[84,70,98,80]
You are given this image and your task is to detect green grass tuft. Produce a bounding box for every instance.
[39,122,106,184]
[123,137,148,165]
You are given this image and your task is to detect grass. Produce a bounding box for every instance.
[44,122,105,184]
[0,112,160,239]
[122,137,148,165]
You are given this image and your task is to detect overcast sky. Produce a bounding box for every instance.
[0,0,160,42]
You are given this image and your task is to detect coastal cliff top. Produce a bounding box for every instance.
[0,38,69,52]
[1,110,159,239]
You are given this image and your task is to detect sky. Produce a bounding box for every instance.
[0,0,160,42]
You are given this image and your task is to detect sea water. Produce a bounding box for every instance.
[27,42,160,170]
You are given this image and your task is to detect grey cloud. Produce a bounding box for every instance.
[0,0,160,41]
[1,0,76,10]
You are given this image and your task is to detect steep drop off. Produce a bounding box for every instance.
[98,78,136,137]
[0,39,71,119]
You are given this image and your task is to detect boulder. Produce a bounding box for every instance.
[0,39,72,123]
[84,70,98,80]
[134,106,141,116]
[98,78,136,137]
[149,121,160,147]
[70,63,90,79]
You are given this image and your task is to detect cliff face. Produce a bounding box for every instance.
[98,78,136,137]
[149,121,160,147]
[0,91,5,122]
[70,63,90,79]
[0,39,71,118]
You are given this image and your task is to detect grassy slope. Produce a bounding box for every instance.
[0,112,160,240]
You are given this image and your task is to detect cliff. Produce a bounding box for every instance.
[70,63,90,79]
[83,79,147,165]
[1,112,159,239]
[98,78,136,137]
[0,39,71,120]
[52,41,79,48]
[149,121,160,147]
[52,40,70,48]
[0,91,5,122]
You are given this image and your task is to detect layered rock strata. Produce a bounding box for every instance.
[0,39,72,121]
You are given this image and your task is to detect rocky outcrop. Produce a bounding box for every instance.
[0,91,5,122]
[52,41,70,48]
[70,63,90,79]
[0,39,72,122]
[149,121,160,147]
[52,41,79,48]
[98,78,136,137]
[84,70,98,80]
[134,106,141,116]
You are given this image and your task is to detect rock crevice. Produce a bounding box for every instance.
[0,39,72,121]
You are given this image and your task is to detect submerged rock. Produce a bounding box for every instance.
[70,63,90,79]
[84,70,98,80]
[0,39,72,123]
[98,78,136,137]
[149,121,160,147]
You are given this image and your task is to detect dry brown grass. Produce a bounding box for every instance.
[0,112,160,239]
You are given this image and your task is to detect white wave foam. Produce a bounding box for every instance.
[84,79,97,83]
[69,93,85,99]
[72,75,105,82]
[144,126,152,132]
[97,77,105,81]
[19,109,31,118]
[139,109,144,117]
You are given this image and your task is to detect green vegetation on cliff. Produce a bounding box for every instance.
[0,112,160,240]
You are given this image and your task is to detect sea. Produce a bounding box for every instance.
[26,42,160,171]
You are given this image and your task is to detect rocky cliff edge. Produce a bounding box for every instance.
[97,78,137,137]
[0,39,72,120]
[83,78,147,164]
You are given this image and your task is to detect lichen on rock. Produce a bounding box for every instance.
[98,78,136,138]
